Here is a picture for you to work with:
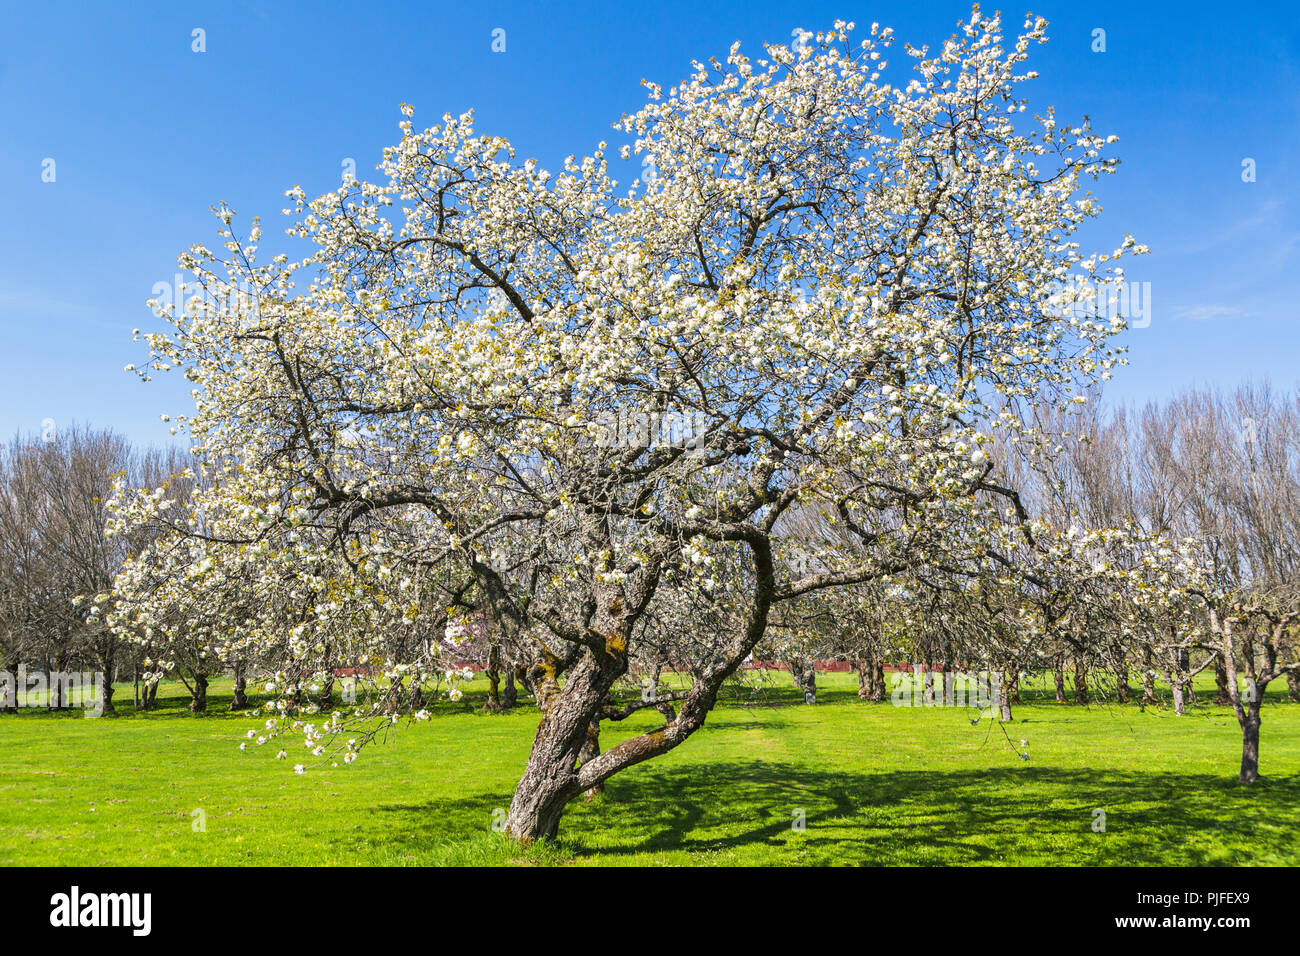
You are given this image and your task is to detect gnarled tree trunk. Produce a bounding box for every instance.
[871,657,886,702]
[578,719,604,801]
[852,659,870,700]
[504,657,612,842]
[189,672,208,712]
[229,661,249,711]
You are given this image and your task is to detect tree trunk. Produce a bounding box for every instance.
[1287,671,1300,704]
[1239,709,1261,785]
[230,676,248,710]
[871,658,885,702]
[1141,649,1157,708]
[800,661,817,703]
[1214,656,1233,705]
[1007,669,1020,704]
[503,661,609,842]
[997,673,1013,722]
[320,671,335,712]
[1074,658,1089,704]
[49,658,66,710]
[0,667,16,712]
[1114,660,1129,703]
[922,662,936,706]
[578,719,604,801]
[483,643,502,711]
[788,656,816,702]
[515,663,538,706]
[852,659,869,699]
[503,668,518,709]
[505,766,581,842]
[1053,659,1066,703]
[189,673,208,712]
[229,665,248,711]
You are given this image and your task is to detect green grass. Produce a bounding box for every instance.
[1,671,1297,866]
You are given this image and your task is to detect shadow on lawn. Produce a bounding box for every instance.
[366,760,1300,865]
[579,762,1300,864]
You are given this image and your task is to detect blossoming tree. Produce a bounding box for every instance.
[107,12,1141,841]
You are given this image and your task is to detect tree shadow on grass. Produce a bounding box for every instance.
[367,761,1300,865]
[585,762,1300,865]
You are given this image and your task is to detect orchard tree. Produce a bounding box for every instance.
[0,426,135,713]
[109,12,1140,841]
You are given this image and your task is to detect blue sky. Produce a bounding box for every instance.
[1,0,1297,448]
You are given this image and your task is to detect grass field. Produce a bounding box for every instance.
[1,671,1297,866]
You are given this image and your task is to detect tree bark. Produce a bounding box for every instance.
[997,672,1013,722]
[578,719,604,801]
[1214,655,1233,705]
[503,668,518,709]
[96,645,116,714]
[49,657,67,710]
[189,672,208,712]
[229,662,249,711]
[320,671,335,712]
[1053,659,1066,703]
[515,663,539,707]
[870,657,885,702]
[1239,709,1261,785]
[852,659,870,700]
[1073,658,1089,705]
[788,655,816,702]
[1141,648,1157,707]
[504,658,609,842]
[483,643,502,711]
[1170,677,1185,716]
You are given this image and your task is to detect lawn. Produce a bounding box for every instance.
[1,671,1297,866]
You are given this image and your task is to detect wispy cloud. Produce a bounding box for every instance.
[0,290,133,332]
[1169,303,1259,322]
